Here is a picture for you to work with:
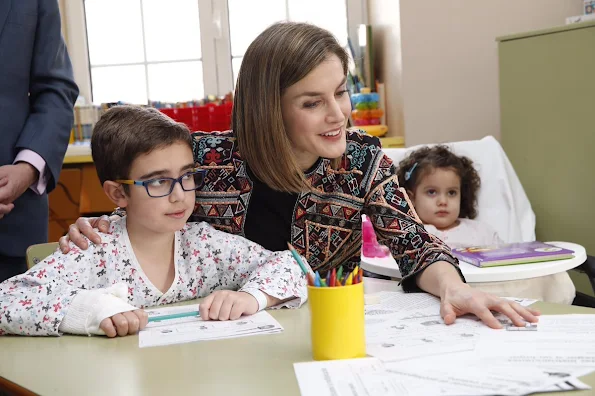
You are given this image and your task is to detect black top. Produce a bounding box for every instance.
[243,168,298,252]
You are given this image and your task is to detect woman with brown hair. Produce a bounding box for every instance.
[60,22,538,328]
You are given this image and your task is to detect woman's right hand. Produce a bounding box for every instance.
[59,215,116,253]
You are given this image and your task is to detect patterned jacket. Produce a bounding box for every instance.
[0,218,306,336]
[191,129,462,291]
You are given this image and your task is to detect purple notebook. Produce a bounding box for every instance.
[452,241,575,268]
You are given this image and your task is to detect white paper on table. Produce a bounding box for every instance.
[364,291,441,318]
[366,312,487,362]
[537,314,595,335]
[384,360,570,396]
[294,358,402,396]
[364,291,443,330]
[540,376,591,392]
[293,356,574,396]
[293,358,469,396]
[363,292,539,362]
[476,315,595,368]
[406,351,594,393]
[139,308,283,348]
[364,292,536,326]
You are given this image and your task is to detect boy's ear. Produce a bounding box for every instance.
[103,181,129,208]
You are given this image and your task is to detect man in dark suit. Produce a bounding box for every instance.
[0,0,79,282]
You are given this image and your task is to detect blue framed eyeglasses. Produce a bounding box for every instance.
[116,169,205,198]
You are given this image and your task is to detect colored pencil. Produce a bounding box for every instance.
[287,242,315,285]
[148,311,199,323]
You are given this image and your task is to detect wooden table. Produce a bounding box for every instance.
[2,278,594,396]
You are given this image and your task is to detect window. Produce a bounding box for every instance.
[85,0,204,104]
[80,0,365,104]
[227,0,349,84]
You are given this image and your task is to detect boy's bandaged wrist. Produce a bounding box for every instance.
[59,284,138,336]
[241,288,268,311]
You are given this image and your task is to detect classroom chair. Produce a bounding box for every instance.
[26,242,59,269]
[571,256,595,308]
[382,136,595,307]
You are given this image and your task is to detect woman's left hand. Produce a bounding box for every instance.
[440,283,540,329]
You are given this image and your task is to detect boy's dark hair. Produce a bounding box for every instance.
[91,105,192,188]
[396,145,481,219]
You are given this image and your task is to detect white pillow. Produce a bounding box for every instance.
[382,136,535,243]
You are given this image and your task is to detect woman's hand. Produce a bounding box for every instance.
[441,283,540,329]
[58,215,117,253]
[416,261,539,329]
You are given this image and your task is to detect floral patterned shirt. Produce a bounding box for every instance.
[0,217,307,336]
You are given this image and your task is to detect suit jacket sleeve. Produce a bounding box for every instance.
[15,0,79,193]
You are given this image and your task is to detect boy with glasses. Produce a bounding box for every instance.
[0,106,307,337]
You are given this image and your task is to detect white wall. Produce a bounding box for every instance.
[59,1,92,103]
[370,0,584,146]
[368,0,404,138]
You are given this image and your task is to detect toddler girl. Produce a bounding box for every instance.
[396,145,575,304]
[397,145,502,248]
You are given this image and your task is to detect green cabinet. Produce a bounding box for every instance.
[498,21,595,256]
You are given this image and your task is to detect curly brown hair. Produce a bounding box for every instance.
[396,145,481,219]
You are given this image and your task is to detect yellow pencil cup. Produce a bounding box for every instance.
[308,282,366,361]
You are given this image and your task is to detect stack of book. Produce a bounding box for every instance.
[71,104,103,143]
[452,241,574,268]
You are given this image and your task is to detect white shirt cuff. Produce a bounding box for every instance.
[240,288,268,312]
[14,149,48,195]
[59,283,138,336]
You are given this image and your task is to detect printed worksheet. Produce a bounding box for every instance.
[293,357,569,396]
[364,292,541,362]
[294,358,416,396]
[364,291,441,318]
[366,312,486,362]
[364,291,536,327]
[139,305,283,348]
[475,315,595,369]
[384,360,568,396]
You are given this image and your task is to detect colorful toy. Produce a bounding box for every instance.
[350,88,384,127]
[361,214,391,258]
[358,124,388,137]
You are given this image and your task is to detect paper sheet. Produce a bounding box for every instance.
[293,358,476,396]
[541,377,591,392]
[385,360,570,396]
[139,305,283,348]
[293,357,568,396]
[364,292,537,325]
[294,358,403,396]
[295,294,595,396]
[402,350,594,393]
[364,291,441,319]
[476,315,595,368]
[364,291,533,362]
[366,312,486,362]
